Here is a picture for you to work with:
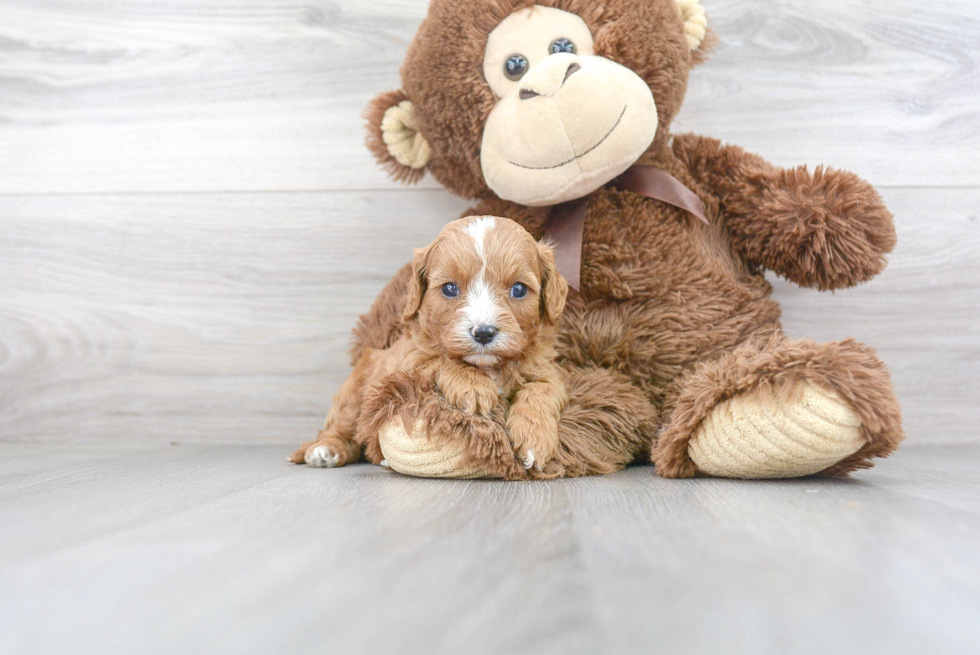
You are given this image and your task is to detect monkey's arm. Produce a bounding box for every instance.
[673,134,896,291]
[349,263,413,365]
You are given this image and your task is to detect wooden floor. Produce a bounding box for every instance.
[1,442,979,654]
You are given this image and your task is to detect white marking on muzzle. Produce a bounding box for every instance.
[463,277,498,328]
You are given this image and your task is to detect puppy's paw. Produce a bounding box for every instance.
[305,444,341,468]
[506,414,560,472]
[443,378,500,417]
[287,444,309,464]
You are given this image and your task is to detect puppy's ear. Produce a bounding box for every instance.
[402,243,432,321]
[538,242,568,325]
[365,89,431,184]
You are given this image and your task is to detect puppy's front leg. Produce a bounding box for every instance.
[288,349,375,467]
[288,428,361,469]
[506,379,566,471]
[434,361,500,417]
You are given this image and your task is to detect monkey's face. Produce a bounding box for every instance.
[365,0,709,204]
[480,6,658,207]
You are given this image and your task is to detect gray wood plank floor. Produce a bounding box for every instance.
[1,443,979,655]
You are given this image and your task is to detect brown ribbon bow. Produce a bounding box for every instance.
[542,165,709,291]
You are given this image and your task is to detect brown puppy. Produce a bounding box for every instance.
[288,216,569,472]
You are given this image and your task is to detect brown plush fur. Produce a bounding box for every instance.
[364,89,427,186]
[291,216,569,471]
[352,0,904,478]
[357,364,659,480]
[650,333,905,478]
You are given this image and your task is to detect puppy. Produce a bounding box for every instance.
[288,215,569,472]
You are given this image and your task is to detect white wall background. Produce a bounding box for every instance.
[0,0,977,445]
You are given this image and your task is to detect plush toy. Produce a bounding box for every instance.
[346,0,904,480]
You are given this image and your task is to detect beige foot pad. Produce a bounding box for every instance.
[378,417,495,479]
[688,379,865,479]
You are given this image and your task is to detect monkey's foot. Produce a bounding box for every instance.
[652,336,905,478]
[377,417,497,479]
[688,379,865,479]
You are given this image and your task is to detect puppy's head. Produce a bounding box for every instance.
[403,216,568,368]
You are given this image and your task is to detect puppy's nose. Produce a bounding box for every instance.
[472,325,498,345]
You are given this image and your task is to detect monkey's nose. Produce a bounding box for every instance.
[472,325,498,345]
[519,59,581,100]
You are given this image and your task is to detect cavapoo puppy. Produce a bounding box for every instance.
[288,215,569,471]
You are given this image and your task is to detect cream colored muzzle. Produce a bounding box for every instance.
[480,53,658,207]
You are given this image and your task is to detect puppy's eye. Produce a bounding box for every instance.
[550,38,575,55]
[510,282,528,299]
[504,54,529,81]
[441,282,459,299]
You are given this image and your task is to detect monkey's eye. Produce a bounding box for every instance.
[550,38,575,55]
[504,54,529,81]
[442,282,460,298]
[510,282,528,299]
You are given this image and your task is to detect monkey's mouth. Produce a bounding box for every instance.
[508,105,627,171]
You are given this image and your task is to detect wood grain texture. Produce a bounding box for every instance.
[1,442,979,655]
[1,186,977,445]
[0,189,470,443]
[0,0,977,194]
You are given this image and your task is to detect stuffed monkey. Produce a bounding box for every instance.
[334,0,903,479]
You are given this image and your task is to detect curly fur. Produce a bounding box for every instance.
[293,216,569,473]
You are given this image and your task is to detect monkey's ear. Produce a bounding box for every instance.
[365,89,431,184]
[402,244,431,321]
[676,0,709,51]
[537,242,569,326]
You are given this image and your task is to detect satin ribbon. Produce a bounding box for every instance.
[542,165,709,291]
